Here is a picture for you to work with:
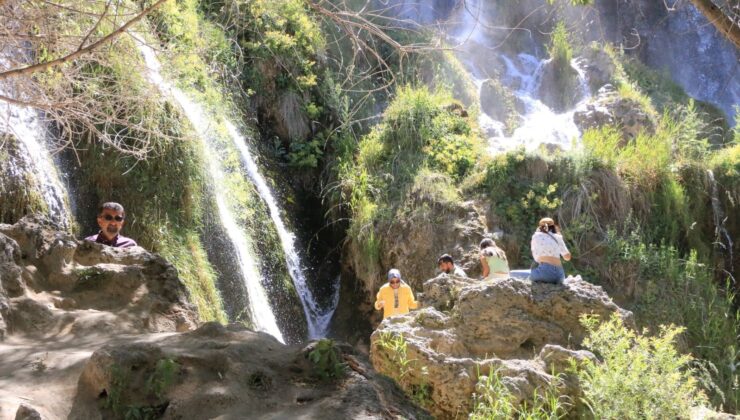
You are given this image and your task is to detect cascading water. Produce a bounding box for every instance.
[706,169,734,275]
[224,122,339,338]
[447,2,591,154]
[135,38,284,343]
[0,55,72,229]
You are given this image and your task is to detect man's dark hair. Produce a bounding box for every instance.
[98,202,125,217]
[437,254,454,265]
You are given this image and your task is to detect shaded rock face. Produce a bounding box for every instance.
[337,199,490,339]
[70,322,429,420]
[574,84,656,142]
[536,58,586,113]
[370,275,632,419]
[0,215,198,339]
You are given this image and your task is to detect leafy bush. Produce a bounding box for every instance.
[579,314,708,419]
[308,339,346,380]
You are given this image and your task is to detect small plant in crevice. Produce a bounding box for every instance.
[308,338,346,380]
[146,358,179,401]
[375,332,433,409]
[101,358,180,420]
[470,367,569,419]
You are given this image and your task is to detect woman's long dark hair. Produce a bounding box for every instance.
[480,238,506,259]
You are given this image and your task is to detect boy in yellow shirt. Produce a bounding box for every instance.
[374,269,418,319]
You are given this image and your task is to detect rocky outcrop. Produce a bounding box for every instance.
[480,78,522,134]
[574,84,657,142]
[0,216,198,338]
[536,58,586,113]
[69,322,428,419]
[370,275,632,418]
[0,216,427,419]
[337,197,490,340]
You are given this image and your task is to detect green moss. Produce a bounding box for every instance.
[0,134,50,225]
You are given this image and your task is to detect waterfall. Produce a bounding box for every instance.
[464,52,590,154]
[0,55,71,229]
[706,170,734,275]
[224,122,339,339]
[135,39,284,343]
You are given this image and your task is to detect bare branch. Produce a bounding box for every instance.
[0,0,169,80]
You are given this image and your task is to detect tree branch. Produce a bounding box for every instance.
[688,0,740,50]
[0,0,169,80]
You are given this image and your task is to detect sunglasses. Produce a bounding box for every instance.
[389,279,400,284]
[101,214,124,222]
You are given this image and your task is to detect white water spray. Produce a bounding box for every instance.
[135,39,284,343]
[225,122,339,338]
[0,55,71,229]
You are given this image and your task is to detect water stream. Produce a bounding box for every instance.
[135,39,285,342]
[0,54,71,230]
[136,35,339,341]
[224,122,338,338]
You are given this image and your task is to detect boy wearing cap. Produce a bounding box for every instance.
[374,269,418,319]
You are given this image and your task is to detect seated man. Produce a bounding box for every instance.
[374,269,418,319]
[85,202,137,248]
[437,254,467,278]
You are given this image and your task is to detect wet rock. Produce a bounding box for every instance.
[480,78,522,133]
[537,58,584,112]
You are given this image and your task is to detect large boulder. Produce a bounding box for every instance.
[370,275,632,419]
[574,84,657,142]
[0,215,198,338]
[70,322,429,420]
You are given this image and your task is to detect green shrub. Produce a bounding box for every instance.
[579,314,708,419]
[308,339,346,380]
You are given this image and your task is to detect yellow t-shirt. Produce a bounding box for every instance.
[374,283,418,319]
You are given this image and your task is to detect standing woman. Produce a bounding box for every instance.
[480,238,509,280]
[530,217,571,284]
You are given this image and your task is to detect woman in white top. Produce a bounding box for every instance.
[530,217,571,284]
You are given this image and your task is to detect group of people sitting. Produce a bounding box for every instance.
[375,217,571,319]
[84,203,572,323]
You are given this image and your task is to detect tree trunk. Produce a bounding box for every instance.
[688,0,740,50]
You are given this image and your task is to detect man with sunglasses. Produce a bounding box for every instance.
[84,202,138,248]
[374,269,418,320]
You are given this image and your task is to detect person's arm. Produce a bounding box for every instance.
[480,254,490,278]
[374,289,384,310]
[407,288,418,309]
[558,235,572,261]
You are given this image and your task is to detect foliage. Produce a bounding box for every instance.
[146,358,179,400]
[547,21,573,67]
[339,86,481,275]
[375,332,433,408]
[308,339,346,380]
[578,314,708,419]
[602,235,739,410]
[470,368,568,419]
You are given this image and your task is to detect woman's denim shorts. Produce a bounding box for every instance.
[530,263,565,284]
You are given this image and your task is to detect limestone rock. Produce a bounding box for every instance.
[14,404,44,420]
[581,46,617,93]
[536,58,585,112]
[0,215,198,338]
[371,275,632,419]
[574,84,657,142]
[70,323,429,420]
[480,78,522,134]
